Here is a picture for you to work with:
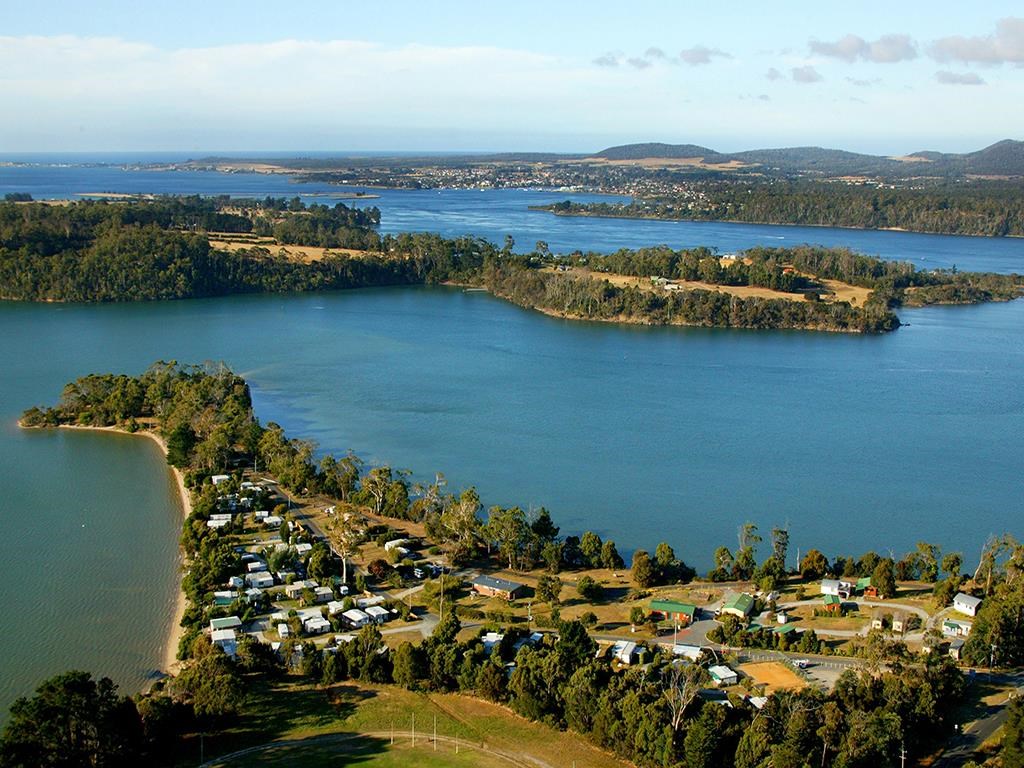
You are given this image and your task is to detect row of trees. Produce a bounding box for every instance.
[0,614,974,768]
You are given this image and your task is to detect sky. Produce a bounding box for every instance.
[2,1,1023,154]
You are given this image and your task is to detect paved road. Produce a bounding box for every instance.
[933,674,1024,767]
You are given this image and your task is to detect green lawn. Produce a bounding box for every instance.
[182,677,626,768]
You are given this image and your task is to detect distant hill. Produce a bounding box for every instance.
[595,142,727,162]
[588,140,1024,177]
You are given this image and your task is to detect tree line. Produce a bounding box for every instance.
[538,179,1024,237]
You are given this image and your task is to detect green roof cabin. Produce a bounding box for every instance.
[721,593,755,619]
[650,599,697,625]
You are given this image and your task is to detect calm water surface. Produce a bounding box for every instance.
[0,164,1022,716]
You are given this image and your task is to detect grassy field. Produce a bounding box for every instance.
[542,266,869,306]
[208,233,371,263]
[195,678,628,768]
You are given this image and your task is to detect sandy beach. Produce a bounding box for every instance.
[19,422,191,678]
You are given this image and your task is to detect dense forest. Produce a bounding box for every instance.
[15,363,1024,767]
[1,198,1019,332]
[538,180,1024,237]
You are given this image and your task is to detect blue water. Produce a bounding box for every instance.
[0,164,1022,717]
[2,162,1022,274]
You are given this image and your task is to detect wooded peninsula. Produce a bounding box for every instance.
[534,181,1024,237]
[0,197,1021,334]
[10,362,1024,768]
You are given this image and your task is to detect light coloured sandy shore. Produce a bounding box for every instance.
[19,421,190,677]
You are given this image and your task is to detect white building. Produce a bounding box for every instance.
[313,586,334,604]
[709,665,738,686]
[953,592,982,617]
[304,616,332,635]
[342,608,371,628]
[211,628,237,656]
[610,640,639,665]
[820,579,853,599]
[365,605,391,624]
[246,572,274,589]
[211,474,230,485]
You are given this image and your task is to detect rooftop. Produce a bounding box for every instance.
[472,574,525,592]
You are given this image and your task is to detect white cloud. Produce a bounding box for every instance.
[792,65,823,83]
[935,70,986,85]
[678,46,731,65]
[930,17,1024,65]
[810,33,917,63]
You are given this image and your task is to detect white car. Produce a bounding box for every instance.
[794,659,811,669]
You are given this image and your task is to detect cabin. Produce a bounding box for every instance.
[471,575,526,601]
[313,586,334,604]
[871,612,886,631]
[708,665,739,686]
[213,590,237,606]
[326,600,347,615]
[211,628,237,656]
[227,575,245,589]
[610,640,639,665]
[303,616,331,635]
[246,572,274,589]
[669,643,703,662]
[342,608,371,628]
[246,561,268,573]
[821,594,842,614]
[211,474,230,486]
[948,637,965,660]
[892,613,907,633]
[365,605,392,624]
[482,632,505,655]
[384,538,410,552]
[650,599,697,626]
[773,624,800,639]
[821,579,853,599]
[953,592,982,617]
[244,587,263,603]
[720,593,755,619]
[942,619,972,638]
[277,623,290,638]
[285,580,319,600]
[210,616,242,632]
[858,577,879,598]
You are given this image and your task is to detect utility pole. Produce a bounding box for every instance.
[412,713,415,747]
[899,743,907,768]
[433,715,437,751]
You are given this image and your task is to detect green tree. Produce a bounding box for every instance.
[580,531,603,568]
[391,642,425,690]
[600,540,624,570]
[536,575,563,605]
[631,549,656,588]
[171,639,243,718]
[477,660,508,702]
[486,506,531,570]
[800,549,830,580]
[1004,698,1024,768]
[872,558,898,599]
[0,671,143,768]
[576,575,603,601]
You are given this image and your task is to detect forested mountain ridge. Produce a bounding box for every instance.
[589,139,1024,177]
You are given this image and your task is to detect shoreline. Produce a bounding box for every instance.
[533,207,1024,240]
[17,421,190,680]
